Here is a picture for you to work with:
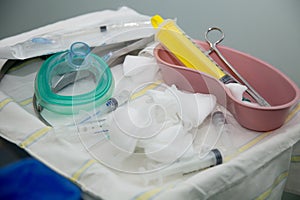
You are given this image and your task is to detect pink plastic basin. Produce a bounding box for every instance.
[154,41,300,131]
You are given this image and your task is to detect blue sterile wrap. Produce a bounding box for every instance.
[0,158,81,200]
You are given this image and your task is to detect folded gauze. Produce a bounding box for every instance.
[225,83,247,102]
[106,84,216,163]
[147,85,217,130]
[123,55,159,83]
[140,85,216,162]
[225,83,260,106]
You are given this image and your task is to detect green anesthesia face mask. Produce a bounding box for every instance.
[34,42,114,115]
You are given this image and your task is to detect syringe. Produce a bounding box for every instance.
[151,15,234,84]
[211,109,237,159]
[52,90,126,144]
[143,149,223,184]
[98,90,130,114]
[0,21,152,59]
[78,90,130,124]
[53,118,110,150]
[56,119,109,135]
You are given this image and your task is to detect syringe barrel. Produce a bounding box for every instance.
[151,15,226,80]
[143,149,223,184]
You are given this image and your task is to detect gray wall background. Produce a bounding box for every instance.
[1,0,299,86]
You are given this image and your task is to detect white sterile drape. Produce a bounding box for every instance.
[0,7,300,200]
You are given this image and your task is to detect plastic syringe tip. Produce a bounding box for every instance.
[95,90,130,117]
[113,90,130,107]
[212,111,226,127]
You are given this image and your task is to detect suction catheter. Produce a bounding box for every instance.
[0,20,152,60]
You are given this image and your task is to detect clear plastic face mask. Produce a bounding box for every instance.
[34,42,114,115]
[50,43,96,96]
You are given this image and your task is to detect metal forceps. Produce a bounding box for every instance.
[204,27,271,107]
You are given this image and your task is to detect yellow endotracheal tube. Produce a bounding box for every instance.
[151,15,232,84]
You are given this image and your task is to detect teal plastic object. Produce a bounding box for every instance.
[35,42,114,115]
